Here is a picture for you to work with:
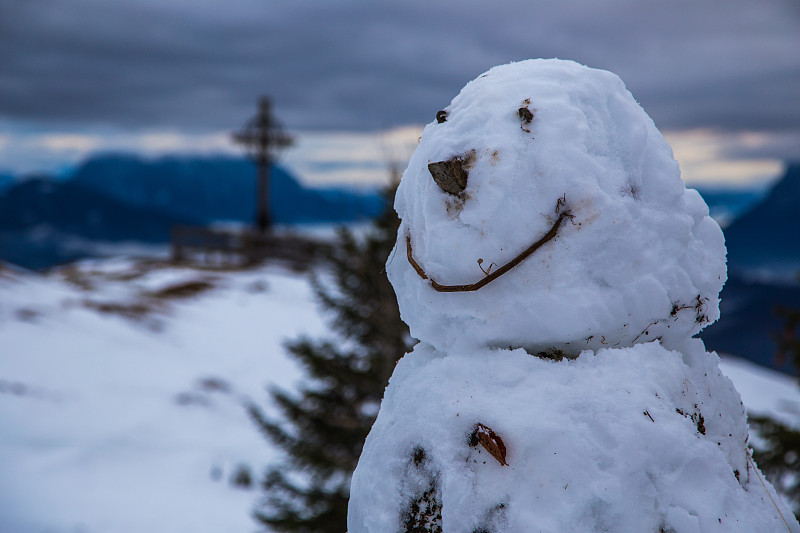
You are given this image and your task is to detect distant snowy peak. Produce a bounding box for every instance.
[724,162,800,282]
[69,154,383,225]
[0,154,384,269]
[694,186,767,228]
[0,173,14,193]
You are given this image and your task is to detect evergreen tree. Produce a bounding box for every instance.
[749,414,800,518]
[774,306,800,379]
[749,305,800,519]
[248,183,413,533]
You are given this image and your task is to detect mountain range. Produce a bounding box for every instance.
[69,155,382,225]
[701,275,800,374]
[723,163,800,282]
[691,185,766,228]
[0,154,383,269]
[0,173,13,192]
[700,163,800,375]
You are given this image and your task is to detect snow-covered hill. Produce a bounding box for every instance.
[0,259,326,533]
[0,258,797,532]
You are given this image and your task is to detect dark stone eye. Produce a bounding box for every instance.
[428,155,469,195]
[436,110,448,123]
[518,107,533,123]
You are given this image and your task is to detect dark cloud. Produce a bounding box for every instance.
[1,0,799,142]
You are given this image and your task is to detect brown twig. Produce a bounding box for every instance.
[747,452,793,532]
[632,320,659,343]
[406,202,570,293]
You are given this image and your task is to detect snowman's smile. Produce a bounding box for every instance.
[405,198,571,293]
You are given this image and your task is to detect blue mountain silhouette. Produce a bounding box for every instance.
[0,154,383,269]
[70,154,382,224]
[723,162,800,281]
[701,163,800,375]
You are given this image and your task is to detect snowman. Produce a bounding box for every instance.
[348,59,798,533]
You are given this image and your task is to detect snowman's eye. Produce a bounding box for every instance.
[519,100,534,133]
[436,110,448,123]
[428,155,468,195]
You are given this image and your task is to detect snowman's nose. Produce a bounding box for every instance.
[428,155,469,195]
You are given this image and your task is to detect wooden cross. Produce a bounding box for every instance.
[232,97,293,233]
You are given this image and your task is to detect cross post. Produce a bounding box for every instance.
[232,97,293,234]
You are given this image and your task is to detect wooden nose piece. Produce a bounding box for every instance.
[428,156,469,195]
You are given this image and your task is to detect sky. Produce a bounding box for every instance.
[1,0,798,186]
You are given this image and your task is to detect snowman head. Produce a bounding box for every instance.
[387,59,725,355]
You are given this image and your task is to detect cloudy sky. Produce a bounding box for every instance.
[1,0,798,185]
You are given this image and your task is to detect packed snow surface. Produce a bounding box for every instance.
[0,258,325,533]
[350,341,793,532]
[0,256,797,532]
[388,58,725,355]
[352,59,798,532]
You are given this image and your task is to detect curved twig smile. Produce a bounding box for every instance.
[406,200,571,293]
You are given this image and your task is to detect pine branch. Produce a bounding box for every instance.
[749,414,800,520]
[250,184,413,533]
[774,306,800,380]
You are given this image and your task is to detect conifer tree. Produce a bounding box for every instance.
[749,414,800,518]
[774,306,800,378]
[248,183,413,533]
[749,305,800,519]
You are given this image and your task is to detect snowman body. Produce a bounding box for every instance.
[348,59,797,533]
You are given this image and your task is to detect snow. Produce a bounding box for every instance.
[350,341,793,532]
[388,59,725,356]
[352,59,799,532]
[3,59,791,533]
[0,259,326,533]
[720,356,800,429]
[0,257,797,532]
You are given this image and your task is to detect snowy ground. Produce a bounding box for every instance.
[0,258,325,533]
[0,258,797,533]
